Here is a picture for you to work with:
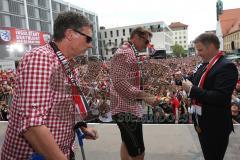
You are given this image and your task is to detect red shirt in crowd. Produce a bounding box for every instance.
[171,96,180,116]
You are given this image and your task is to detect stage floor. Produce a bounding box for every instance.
[0,123,239,160]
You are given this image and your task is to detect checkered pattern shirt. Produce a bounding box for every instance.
[1,44,76,159]
[110,42,143,118]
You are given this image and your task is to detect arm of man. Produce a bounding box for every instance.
[111,53,157,105]
[18,53,67,159]
[24,125,67,160]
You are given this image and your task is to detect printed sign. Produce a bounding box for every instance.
[0,27,50,45]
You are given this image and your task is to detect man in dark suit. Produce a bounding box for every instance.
[182,33,238,160]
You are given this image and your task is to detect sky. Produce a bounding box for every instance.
[64,0,240,42]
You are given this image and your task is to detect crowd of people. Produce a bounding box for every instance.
[72,55,240,125]
[1,55,240,124]
[0,69,14,121]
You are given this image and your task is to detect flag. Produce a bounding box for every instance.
[72,86,90,119]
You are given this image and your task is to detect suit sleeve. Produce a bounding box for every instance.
[190,62,238,107]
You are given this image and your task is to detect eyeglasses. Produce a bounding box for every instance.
[73,29,93,43]
[139,36,150,45]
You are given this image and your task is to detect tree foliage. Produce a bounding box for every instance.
[171,44,187,57]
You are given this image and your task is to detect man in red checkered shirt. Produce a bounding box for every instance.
[110,27,159,160]
[1,12,98,160]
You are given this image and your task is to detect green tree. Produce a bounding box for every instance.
[171,44,187,57]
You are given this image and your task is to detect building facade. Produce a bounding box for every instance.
[99,21,174,60]
[224,30,240,53]
[0,0,99,61]
[218,8,240,54]
[168,22,188,50]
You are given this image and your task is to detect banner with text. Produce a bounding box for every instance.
[0,27,50,45]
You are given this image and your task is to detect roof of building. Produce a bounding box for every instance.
[169,22,188,29]
[220,8,240,36]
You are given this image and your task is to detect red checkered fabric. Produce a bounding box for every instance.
[1,44,75,159]
[110,42,143,118]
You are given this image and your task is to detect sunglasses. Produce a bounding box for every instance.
[139,35,150,45]
[73,29,93,43]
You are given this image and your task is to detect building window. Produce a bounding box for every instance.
[29,19,37,30]
[9,0,21,14]
[52,1,57,11]
[0,0,9,12]
[10,15,22,28]
[40,21,49,32]
[36,21,41,30]
[104,32,107,38]
[27,5,35,18]
[110,31,113,37]
[60,4,67,11]
[115,39,117,45]
[38,0,46,8]
[27,0,34,4]
[0,15,4,26]
[0,14,11,27]
[129,28,132,34]
[123,29,125,36]
[52,12,58,21]
[39,9,48,20]
[35,8,40,19]
[121,38,124,44]
[179,36,182,39]
[150,26,153,31]
[116,30,119,36]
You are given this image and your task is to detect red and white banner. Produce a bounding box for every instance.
[0,27,50,45]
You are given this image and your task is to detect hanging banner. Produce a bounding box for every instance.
[0,27,50,45]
